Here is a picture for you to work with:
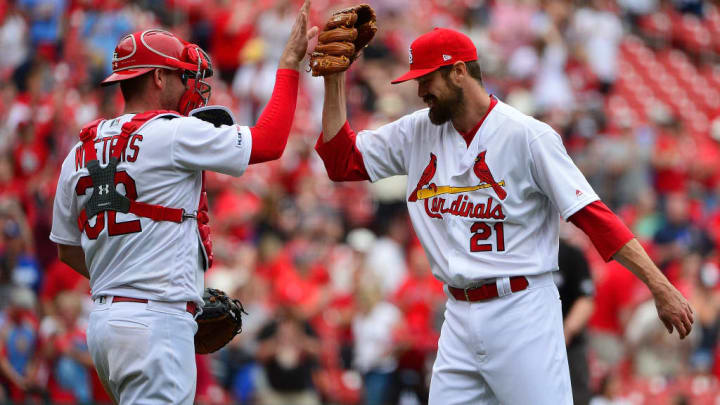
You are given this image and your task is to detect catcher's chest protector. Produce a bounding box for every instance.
[76,111,211,268]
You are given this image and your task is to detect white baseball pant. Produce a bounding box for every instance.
[428,272,572,405]
[87,298,198,404]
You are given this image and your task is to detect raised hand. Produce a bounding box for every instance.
[279,0,319,70]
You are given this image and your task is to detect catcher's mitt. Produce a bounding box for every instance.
[310,4,377,76]
[194,288,247,354]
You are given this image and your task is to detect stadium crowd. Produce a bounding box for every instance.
[0,0,719,403]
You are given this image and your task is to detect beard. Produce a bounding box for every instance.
[425,81,465,125]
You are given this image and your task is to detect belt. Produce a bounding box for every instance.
[448,276,529,302]
[107,296,198,316]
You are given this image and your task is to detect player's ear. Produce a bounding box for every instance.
[151,68,165,90]
[450,62,467,85]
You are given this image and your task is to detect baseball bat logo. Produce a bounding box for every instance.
[409,151,507,202]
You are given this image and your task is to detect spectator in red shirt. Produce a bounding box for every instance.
[210,0,260,83]
[39,258,88,316]
[393,242,444,346]
[392,242,444,404]
[650,118,695,196]
[588,260,650,368]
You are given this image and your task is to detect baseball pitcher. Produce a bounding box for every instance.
[313,25,693,405]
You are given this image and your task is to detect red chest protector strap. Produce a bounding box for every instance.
[76,110,189,231]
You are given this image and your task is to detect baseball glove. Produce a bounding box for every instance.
[194,288,247,354]
[310,4,377,76]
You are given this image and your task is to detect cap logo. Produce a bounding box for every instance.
[442,54,452,61]
[408,48,413,65]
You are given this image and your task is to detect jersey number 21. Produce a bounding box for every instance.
[470,222,505,252]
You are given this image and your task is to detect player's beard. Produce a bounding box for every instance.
[426,81,465,125]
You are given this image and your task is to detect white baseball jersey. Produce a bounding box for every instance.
[356,99,599,288]
[50,114,253,305]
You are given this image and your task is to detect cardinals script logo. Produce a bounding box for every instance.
[409,151,507,220]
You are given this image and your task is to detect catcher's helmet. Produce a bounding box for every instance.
[102,29,213,115]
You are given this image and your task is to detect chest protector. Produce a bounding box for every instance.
[76,110,214,268]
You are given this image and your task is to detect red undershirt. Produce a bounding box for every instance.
[248,69,299,164]
[315,98,635,261]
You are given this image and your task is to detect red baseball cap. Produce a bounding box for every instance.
[391,28,478,84]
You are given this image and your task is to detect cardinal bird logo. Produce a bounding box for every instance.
[473,151,507,200]
[408,153,438,202]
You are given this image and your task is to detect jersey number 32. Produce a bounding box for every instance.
[75,172,141,239]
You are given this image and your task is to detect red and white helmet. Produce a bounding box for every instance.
[101,29,213,115]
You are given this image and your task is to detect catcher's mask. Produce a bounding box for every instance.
[102,29,214,115]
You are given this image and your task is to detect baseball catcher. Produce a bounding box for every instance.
[50,0,317,401]
[310,4,377,76]
[195,288,247,354]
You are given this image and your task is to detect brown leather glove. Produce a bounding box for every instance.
[310,4,377,76]
[195,288,247,354]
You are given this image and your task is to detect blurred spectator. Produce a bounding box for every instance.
[365,210,409,297]
[589,373,632,405]
[650,117,694,196]
[686,254,720,372]
[556,238,595,405]
[230,0,306,124]
[532,19,575,111]
[588,260,650,368]
[625,297,698,378]
[40,291,94,404]
[0,3,29,78]
[653,193,714,269]
[391,242,443,405]
[619,189,663,241]
[81,2,133,80]
[569,0,624,92]
[0,212,40,294]
[17,0,66,61]
[582,119,650,209]
[352,276,402,405]
[0,287,40,403]
[256,306,321,405]
[38,258,88,316]
[211,0,258,83]
[212,269,272,404]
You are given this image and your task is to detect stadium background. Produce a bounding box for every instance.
[1,0,720,403]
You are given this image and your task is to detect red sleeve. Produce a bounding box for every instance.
[249,69,299,164]
[569,200,635,262]
[314,121,370,181]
